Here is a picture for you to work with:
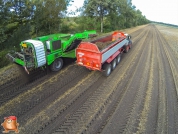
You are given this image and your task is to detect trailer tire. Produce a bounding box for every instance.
[103,63,112,77]
[111,58,117,70]
[50,58,63,72]
[116,55,121,64]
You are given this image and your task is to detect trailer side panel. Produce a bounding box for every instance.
[102,39,128,63]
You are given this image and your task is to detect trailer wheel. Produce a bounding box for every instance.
[111,58,117,70]
[50,58,63,72]
[116,55,121,64]
[124,45,129,53]
[102,63,112,77]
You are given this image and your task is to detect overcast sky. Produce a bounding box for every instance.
[68,0,178,25]
[132,0,178,25]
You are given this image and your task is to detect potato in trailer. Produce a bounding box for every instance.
[76,31,132,76]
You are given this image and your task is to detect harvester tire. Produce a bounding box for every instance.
[116,54,121,65]
[111,58,117,70]
[50,58,63,72]
[102,63,112,77]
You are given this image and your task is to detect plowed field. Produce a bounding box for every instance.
[0,24,178,134]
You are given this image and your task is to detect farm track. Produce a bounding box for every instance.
[0,24,178,134]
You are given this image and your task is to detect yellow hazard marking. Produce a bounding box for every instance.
[22,44,27,48]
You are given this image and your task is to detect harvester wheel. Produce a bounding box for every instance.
[50,58,63,72]
[116,54,121,64]
[102,63,112,77]
[111,58,117,70]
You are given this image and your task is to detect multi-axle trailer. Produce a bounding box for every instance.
[76,31,132,76]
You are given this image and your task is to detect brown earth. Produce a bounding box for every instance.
[0,24,178,134]
[95,41,114,50]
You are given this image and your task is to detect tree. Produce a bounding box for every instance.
[0,0,35,50]
[0,0,8,50]
[83,0,115,32]
[4,0,35,23]
[32,0,72,36]
[81,0,149,32]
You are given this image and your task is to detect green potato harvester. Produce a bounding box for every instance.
[6,30,96,74]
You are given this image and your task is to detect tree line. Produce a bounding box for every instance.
[0,0,149,68]
[152,21,178,27]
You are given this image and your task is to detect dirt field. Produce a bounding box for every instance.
[0,24,178,134]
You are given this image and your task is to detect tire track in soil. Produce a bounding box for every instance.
[17,66,89,128]
[136,25,159,134]
[158,28,178,96]
[100,25,152,134]
[51,26,151,134]
[19,71,102,134]
[1,60,101,132]
[0,64,86,122]
[37,72,105,134]
[122,28,152,134]
[135,25,159,134]
[155,27,168,134]
[154,26,178,134]
[0,58,76,104]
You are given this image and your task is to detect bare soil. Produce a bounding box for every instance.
[96,41,114,50]
[0,24,178,134]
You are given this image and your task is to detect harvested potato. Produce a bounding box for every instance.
[95,41,114,50]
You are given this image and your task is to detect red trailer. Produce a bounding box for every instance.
[76,31,132,76]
